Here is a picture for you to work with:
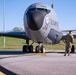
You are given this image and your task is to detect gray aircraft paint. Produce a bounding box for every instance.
[24,3,62,44]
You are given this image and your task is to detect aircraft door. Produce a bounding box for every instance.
[48,29,63,44]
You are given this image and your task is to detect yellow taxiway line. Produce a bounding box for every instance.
[33,53,47,56]
[0,71,6,75]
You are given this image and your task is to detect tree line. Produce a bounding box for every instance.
[12,27,24,32]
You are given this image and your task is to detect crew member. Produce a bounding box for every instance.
[64,31,74,56]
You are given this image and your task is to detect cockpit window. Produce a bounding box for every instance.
[28,8,51,14]
[47,10,50,13]
[37,8,44,11]
[29,8,36,11]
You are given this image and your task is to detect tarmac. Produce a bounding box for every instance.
[0,50,76,75]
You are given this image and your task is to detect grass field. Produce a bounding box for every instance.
[0,37,76,50]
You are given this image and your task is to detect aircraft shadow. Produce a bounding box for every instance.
[0,50,75,55]
[0,50,26,55]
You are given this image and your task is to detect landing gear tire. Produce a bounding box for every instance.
[35,46,39,53]
[29,45,33,53]
[71,45,75,53]
[41,46,44,53]
[23,45,28,52]
[23,45,33,53]
[35,45,45,53]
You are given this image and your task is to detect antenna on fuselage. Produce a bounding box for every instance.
[51,0,54,8]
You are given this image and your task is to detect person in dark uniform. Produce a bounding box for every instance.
[64,31,74,56]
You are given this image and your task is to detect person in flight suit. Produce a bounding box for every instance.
[64,31,74,56]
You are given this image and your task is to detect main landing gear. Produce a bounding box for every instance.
[23,45,33,53]
[23,38,34,53]
[71,45,75,53]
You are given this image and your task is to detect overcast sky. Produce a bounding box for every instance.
[0,0,76,31]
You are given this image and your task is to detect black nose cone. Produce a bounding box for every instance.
[26,11,46,31]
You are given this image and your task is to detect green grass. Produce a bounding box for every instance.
[0,37,25,50]
[0,37,76,50]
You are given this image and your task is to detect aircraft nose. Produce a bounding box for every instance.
[26,11,46,31]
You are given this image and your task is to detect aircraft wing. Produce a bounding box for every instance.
[61,30,76,40]
[0,32,27,39]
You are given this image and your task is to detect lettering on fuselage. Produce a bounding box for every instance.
[42,19,58,30]
[41,5,46,8]
[49,19,58,26]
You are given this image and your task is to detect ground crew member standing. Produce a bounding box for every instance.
[64,31,74,56]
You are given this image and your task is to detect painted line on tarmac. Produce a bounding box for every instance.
[33,53,47,56]
[0,71,5,75]
[0,66,17,75]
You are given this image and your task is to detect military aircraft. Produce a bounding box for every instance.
[0,3,76,53]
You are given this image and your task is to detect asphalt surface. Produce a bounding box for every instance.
[0,50,76,75]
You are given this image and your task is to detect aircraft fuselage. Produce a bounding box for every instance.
[24,3,63,44]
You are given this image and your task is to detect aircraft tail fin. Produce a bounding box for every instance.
[51,0,54,8]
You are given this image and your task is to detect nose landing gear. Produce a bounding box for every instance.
[35,43,45,53]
